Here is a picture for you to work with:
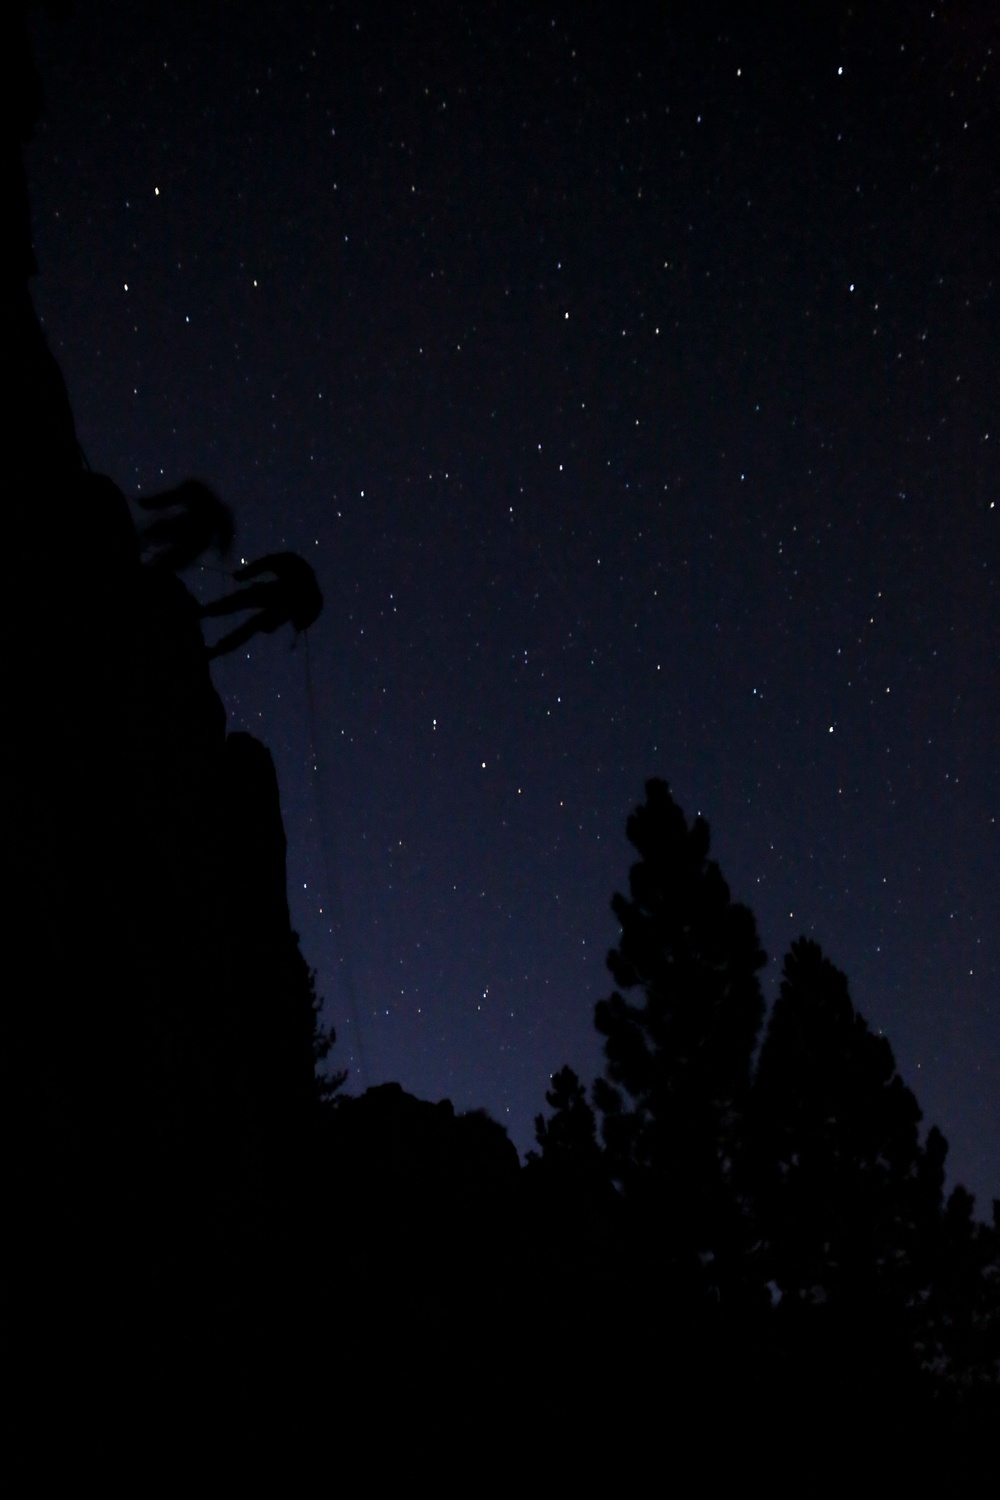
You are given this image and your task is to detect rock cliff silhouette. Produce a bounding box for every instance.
[8,5,322,1262]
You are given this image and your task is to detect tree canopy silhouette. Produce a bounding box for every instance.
[751,937,930,1307]
[590,778,766,1298]
[535,779,999,1411]
[532,1065,602,1177]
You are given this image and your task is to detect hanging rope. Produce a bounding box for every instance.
[302,627,370,1092]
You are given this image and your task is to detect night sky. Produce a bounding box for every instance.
[26,3,997,1204]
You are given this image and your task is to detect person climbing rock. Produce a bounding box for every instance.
[138,480,234,572]
[200,551,322,659]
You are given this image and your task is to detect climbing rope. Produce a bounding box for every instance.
[302,627,370,1093]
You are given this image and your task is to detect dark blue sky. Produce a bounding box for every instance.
[27,2,998,1203]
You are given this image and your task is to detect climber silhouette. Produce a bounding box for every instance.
[200,551,322,659]
[138,480,234,572]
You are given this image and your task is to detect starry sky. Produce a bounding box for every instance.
[26,2,998,1203]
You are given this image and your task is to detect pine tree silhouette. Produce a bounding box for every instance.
[592,778,766,1301]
